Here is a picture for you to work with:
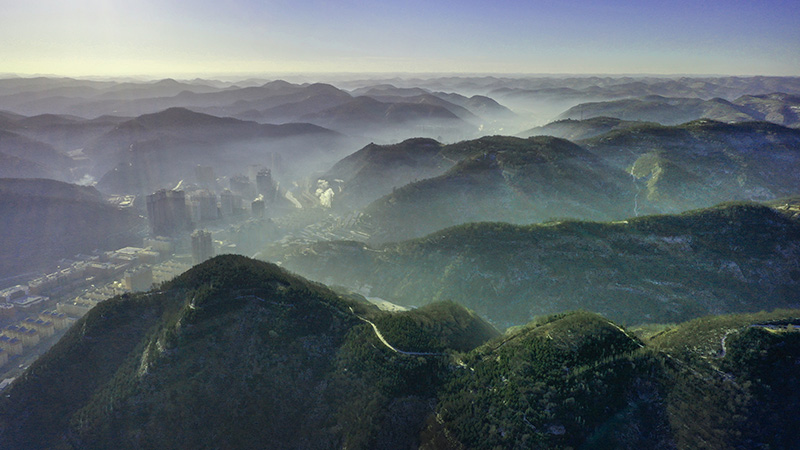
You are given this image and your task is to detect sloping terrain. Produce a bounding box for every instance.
[558,93,800,127]
[427,309,800,449]
[0,178,144,278]
[0,129,73,179]
[84,107,345,194]
[0,255,498,450]
[301,96,477,142]
[356,136,633,242]
[579,120,800,212]
[3,262,798,450]
[270,202,800,327]
[318,138,448,209]
[518,116,654,141]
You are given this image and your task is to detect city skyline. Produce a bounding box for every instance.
[2,0,798,78]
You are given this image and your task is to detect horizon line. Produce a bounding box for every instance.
[2,72,799,83]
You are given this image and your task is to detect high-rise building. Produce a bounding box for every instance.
[190,190,218,222]
[251,196,265,218]
[256,168,276,202]
[266,152,285,176]
[229,175,255,199]
[146,189,192,237]
[191,230,214,265]
[220,189,241,216]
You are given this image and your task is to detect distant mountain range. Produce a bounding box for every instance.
[518,116,655,141]
[2,254,799,449]
[0,130,67,179]
[322,120,800,242]
[558,93,800,127]
[357,135,632,242]
[0,78,510,144]
[269,201,800,328]
[299,95,477,142]
[579,120,800,212]
[83,107,346,194]
[0,178,144,278]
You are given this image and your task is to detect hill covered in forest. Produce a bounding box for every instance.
[518,116,653,141]
[269,201,800,327]
[354,135,633,242]
[2,256,798,449]
[0,255,498,450]
[557,93,800,127]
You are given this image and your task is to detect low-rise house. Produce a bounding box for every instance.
[39,311,69,330]
[0,335,23,355]
[24,318,54,338]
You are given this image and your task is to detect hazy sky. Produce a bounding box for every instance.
[2,0,798,77]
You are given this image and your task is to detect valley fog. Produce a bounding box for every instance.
[1,73,800,450]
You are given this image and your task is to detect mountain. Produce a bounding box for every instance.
[0,255,498,450]
[579,120,800,212]
[0,129,73,179]
[83,107,345,194]
[0,178,144,278]
[363,93,482,123]
[2,257,798,449]
[0,152,55,179]
[316,137,448,209]
[518,116,654,141]
[300,96,476,141]
[557,95,738,125]
[13,113,131,153]
[429,309,800,449]
[349,84,431,98]
[558,93,800,127]
[732,92,800,126]
[93,78,222,100]
[432,92,517,120]
[355,135,633,242]
[237,83,353,123]
[267,201,800,327]
[72,81,353,121]
[0,78,226,118]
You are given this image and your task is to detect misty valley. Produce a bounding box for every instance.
[1,75,800,449]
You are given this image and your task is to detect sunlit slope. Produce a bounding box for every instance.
[579,120,800,213]
[358,135,632,242]
[270,201,800,327]
[426,309,800,449]
[0,255,497,450]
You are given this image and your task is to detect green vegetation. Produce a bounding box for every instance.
[271,201,800,327]
[0,255,496,450]
[1,255,799,449]
[580,119,800,212]
[373,301,500,353]
[428,309,800,449]
[360,135,632,242]
[518,116,655,141]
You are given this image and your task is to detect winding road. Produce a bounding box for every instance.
[349,307,444,357]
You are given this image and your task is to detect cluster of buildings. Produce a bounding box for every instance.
[0,163,290,374]
[146,165,282,238]
[0,310,70,368]
[0,286,47,321]
[55,248,192,318]
[273,211,375,248]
